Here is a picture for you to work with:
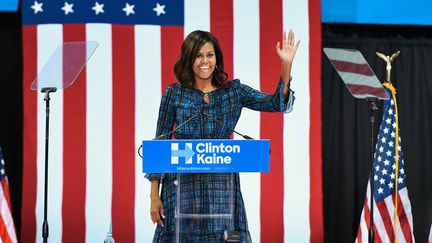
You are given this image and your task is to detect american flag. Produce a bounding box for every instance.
[21,0,322,242]
[356,84,415,243]
[0,147,18,243]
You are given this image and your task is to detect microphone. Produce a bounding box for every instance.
[200,110,254,140]
[138,107,203,158]
[154,107,203,140]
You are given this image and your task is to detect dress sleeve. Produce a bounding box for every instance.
[144,84,176,182]
[237,78,295,113]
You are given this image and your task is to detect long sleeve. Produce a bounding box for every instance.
[144,84,176,182]
[235,79,295,113]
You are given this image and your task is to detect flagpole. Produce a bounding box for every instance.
[376,51,400,243]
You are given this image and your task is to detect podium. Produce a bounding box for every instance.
[143,139,270,242]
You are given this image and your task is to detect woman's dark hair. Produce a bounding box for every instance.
[174,30,229,88]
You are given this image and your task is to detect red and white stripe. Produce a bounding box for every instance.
[324,48,388,99]
[356,183,415,243]
[21,0,322,242]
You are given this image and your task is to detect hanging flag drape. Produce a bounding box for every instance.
[20,0,322,242]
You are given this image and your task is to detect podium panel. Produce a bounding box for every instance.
[143,139,269,242]
[175,173,234,242]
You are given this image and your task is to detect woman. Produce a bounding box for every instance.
[145,30,299,242]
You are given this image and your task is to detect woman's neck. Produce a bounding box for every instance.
[194,79,216,93]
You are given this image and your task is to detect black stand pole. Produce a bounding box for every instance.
[41,87,57,243]
[367,98,378,243]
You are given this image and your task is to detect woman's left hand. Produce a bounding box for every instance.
[276,30,300,65]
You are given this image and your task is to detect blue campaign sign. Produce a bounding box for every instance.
[142,139,270,173]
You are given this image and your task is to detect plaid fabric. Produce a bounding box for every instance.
[145,79,294,242]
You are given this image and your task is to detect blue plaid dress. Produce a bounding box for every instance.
[145,79,294,242]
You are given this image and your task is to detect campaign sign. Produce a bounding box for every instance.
[142,139,270,173]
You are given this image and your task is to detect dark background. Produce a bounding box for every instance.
[1,10,431,243]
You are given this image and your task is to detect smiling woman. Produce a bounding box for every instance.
[144,29,299,242]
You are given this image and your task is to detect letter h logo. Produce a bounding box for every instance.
[171,143,194,164]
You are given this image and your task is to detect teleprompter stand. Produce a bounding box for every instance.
[30,42,98,243]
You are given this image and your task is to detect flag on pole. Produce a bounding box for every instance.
[356,83,415,243]
[21,0,323,242]
[0,147,18,243]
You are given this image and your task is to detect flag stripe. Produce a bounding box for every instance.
[259,0,284,242]
[345,84,387,97]
[37,25,64,243]
[62,24,87,243]
[85,23,113,242]
[308,0,324,240]
[184,0,210,35]
[396,191,413,242]
[111,25,136,242]
[377,200,395,240]
[21,25,38,243]
[210,0,233,81]
[134,25,162,242]
[233,0,261,241]
[330,60,374,76]
[161,26,184,92]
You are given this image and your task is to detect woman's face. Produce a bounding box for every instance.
[193,42,216,84]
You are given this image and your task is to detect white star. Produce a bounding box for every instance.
[378,187,384,194]
[383,127,389,134]
[379,146,384,153]
[392,164,396,170]
[379,178,385,184]
[386,118,392,124]
[0,169,4,175]
[398,177,404,184]
[375,165,380,171]
[61,2,74,15]
[374,175,378,181]
[388,108,393,115]
[381,137,387,143]
[386,150,392,157]
[388,141,394,147]
[92,2,104,15]
[391,131,395,138]
[390,172,395,179]
[392,122,396,128]
[31,1,44,14]
[400,168,405,174]
[383,159,390,166]
[153,2,166,16]
[381,168,388,175]
[377,156,382,162]
[388,181,394,188]
[390,99,394,105]
[1,159,4,164]
[123,3,135,16]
